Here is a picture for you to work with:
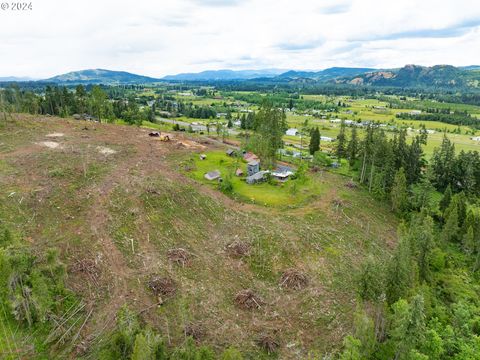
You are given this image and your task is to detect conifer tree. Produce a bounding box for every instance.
[347,126,358,166]
[443,200,459,242]
[439,184,452,215]
[336,120,347,158]
[309,127,320,155]
[391,168,408,214]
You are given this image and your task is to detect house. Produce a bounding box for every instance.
[204,170,221,181]
[246,170,269,184]
[320,136,334,142]
[286,128,299,136]
[472,136,480,141]
[247,160,260,176]
[243,152,259,162]
[226,149,236,157]
[409,110,422,116]
[271,166,294,182]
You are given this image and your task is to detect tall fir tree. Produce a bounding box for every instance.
[309,127,320,155]
[391,168,408,214]
[336,120,347,158]
[347,126,359,166]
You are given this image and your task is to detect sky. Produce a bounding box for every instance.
[0,0,479,78]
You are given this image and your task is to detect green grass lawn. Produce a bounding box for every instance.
[185,151,326,207]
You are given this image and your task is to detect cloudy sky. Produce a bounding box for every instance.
[0,0,479,78]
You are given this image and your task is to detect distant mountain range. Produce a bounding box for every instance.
[162,69,286,81]
[277,67,376,81]
[335,64,480,88]
[2,65,480,88]
[45,69,159,84]
[0,76,35,82]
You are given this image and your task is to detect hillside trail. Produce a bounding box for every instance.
[80,130,172,344]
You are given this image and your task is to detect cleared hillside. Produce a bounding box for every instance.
[0,115,399,358]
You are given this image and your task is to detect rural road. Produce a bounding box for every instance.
[156,116,238,135]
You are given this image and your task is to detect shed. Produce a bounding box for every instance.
[200,154,207,160]
[247,160,260,176]
[272,165,294,182]
[226,149,236,157]
[286,128,299,136]
[246,171,269,185]
[204,170,221,181]
[235,168,244,177]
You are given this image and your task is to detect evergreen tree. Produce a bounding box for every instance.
[431,134,456,191]
[439,184,452,215]
[386,236,413,304]
[131,333,152,360]
[443,200,459,242]
[336,120,347,158]
[253,101,287,168]
[309,127,320,155]
[391,168,408,214]
[347,126,358,166]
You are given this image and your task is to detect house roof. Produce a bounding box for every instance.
[243,152,259,161]
[248,160,259,166]
[204,170,221,180]
[246,170,269,181]
[276,165,293,174]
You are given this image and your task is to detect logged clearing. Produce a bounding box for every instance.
[0,114,399,358]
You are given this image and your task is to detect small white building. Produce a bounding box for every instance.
[471,136,480,141]
[321,136,334,142]
[286,128,299,136]
[409,110,422,115]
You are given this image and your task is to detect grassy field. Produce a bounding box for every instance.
[184,150,327,207]
[0,114,399,359]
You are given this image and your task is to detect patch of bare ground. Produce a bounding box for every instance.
[167,248,193,266]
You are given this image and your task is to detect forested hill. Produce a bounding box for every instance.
[334,64,480,88]
[45,69,161,84]
[10,64,480,89]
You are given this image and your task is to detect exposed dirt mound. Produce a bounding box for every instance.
[279,269,308,290]
[257,334,280,354]
[226,241,251,258]
[184,323,205,341]
[37,141,61,149]
[148,277,177,298]
[345,180,358,189]
[167,248,192,267]
[234,289,264,310]
[70,258,101,286]
[45,132,65,138]
[96,146,117,155]
[332,198,345,208]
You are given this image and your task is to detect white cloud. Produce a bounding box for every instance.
[0,0,479,78]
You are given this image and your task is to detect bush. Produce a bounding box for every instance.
[313,151,333,167]
[219,177,234,194]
